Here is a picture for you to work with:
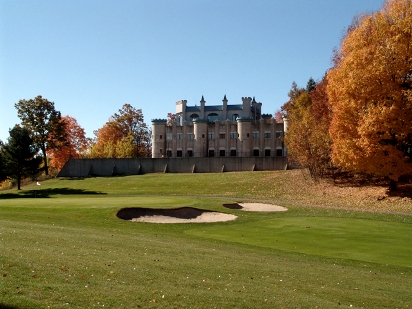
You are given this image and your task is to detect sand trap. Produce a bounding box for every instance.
[117,203,287,224]
[224,203,288,212]
[117,207,238,224]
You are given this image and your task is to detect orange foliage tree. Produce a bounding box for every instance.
[89,104,151,158]
[89,121,125,158]
[327,0,412,189]
[282,77,333,180]
[47,116,88,170]
[167,112,176,125]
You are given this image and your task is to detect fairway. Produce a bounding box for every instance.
[187,217,412,268]
[1,171,411,308]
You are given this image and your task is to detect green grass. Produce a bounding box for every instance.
[187,217,412,267]
[0,171,411,308]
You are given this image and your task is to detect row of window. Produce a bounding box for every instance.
[160,148,283,158]
[160,132,283,140]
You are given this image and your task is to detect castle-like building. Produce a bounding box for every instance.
[151,96,287,159]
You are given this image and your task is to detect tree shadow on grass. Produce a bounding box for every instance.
[0,188,106,199]
[0,303,21,309]
[328,171,412,200]
[60,175,132,180]
[386,183,412,199]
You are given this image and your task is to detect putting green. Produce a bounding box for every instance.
[186,217,412,268]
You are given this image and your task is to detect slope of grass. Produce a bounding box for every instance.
[11,170,411,214]
[0,171,411,308]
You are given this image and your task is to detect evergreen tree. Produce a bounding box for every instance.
[2,126,42,189]
[306,77,316,92]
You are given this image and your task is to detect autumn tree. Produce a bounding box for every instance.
[2,126,42,189]
[89,104,151,158]
[47,116,88,170]
[307,77,333,176]
[89,121,124,158]
[283,77,333,180]
[114,132,135,158]
[111,104,151,157]
[283,84,315,171]
[15,95,65,175]
[167,112,176,125]
[327,0,412,190]
[273,109,284,123]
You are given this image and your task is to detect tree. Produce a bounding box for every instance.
[280,81,306,118]
[273,109,284,123]
[111,104,151,157]
[89,121,123,158]
[89,104,151,158]
[0,141,7,182]
[2,126,42,189]
[307,77,333,177]
[306,77,316,92]
[283,77,333,180]
[15,95,65,175]
[327,0,412,190]
[47,115,88,170]
[115,132,135,158]
[167,112,176,125]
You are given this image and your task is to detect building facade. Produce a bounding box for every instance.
[151,96,287,159]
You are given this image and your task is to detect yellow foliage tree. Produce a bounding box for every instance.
[115,133,134,158]
[327,0,412,189]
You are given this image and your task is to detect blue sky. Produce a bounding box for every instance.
[0,0,384,142]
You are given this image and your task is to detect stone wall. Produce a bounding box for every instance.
[57,157,288,177]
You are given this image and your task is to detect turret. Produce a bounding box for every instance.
[175,100,187,122]
[193,118,208,157]
[241,97,252,117]
[222,95,228,120]
[151,119,167,158]
[200,96,206,119]
[236,117,253,157]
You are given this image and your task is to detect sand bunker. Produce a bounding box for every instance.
[224,203,288,212]
[117,207,238,224]
[118,203,287,224]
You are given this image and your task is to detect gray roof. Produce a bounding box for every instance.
[227,104,243,110]
[204,105,223,111]
[186,106,201,112]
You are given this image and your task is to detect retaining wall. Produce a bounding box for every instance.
[57,157,288,177]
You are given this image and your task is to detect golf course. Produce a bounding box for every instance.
[1,170,411,308]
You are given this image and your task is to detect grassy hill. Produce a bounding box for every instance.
[0,170,411,308]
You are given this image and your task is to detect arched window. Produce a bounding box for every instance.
[207,113,219,122]
[190,114,199,121]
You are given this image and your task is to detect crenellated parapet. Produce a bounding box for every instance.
[151,119,168,124]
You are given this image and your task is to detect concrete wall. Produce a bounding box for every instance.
[57,157,288,177]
